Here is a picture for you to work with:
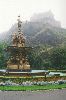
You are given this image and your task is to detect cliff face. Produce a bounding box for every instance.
[0,11,66,46]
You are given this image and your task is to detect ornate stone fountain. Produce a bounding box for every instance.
[6,16,31,71]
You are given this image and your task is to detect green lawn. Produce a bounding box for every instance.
[0,84,66,91]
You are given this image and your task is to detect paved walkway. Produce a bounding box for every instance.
[0,89,66,100]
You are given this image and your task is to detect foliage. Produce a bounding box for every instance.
[0,42,7,69]
[0,83,66,91]
[50,46,66,69]
[28,45,66,70]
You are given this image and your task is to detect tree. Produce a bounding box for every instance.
[50,46,66,70]
[0,42,7,69]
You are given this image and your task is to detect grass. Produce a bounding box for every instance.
[0,84,66,91]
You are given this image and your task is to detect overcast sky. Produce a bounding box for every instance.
[0,0,66,33]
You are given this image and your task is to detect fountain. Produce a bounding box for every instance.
[6,16,31,72]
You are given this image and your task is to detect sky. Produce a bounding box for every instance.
[0,0,66,33]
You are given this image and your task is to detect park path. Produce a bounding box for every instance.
[0,89,66,100]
